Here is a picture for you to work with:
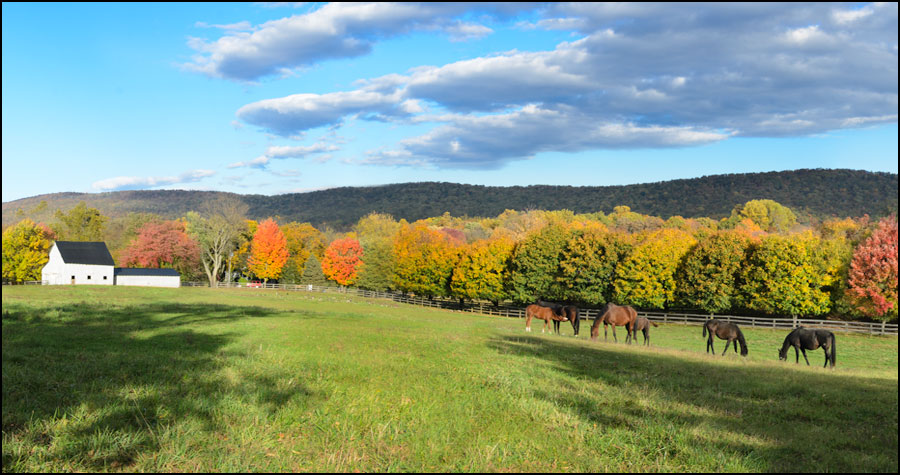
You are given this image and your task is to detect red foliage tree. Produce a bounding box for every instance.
[848,216,899,320]
[322,237,364,286]
[247,218,289,283]
[120,220,200,274]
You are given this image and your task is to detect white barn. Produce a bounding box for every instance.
[41,241,180,287]
[42,241,115,285]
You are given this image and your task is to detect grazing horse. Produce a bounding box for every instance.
[525,304,569,333]
[779,327,836,368]
[537,300,580,336]
[632,317,658,346]
[590,303,637,343]
[703,319,748,356]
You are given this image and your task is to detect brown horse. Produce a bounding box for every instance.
[632,317,658,346]
[537,300,580,336]
[703,319,748,356]
[590,303,637,343]
[525,304,569,333]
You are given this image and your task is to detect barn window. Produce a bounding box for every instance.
[103,276,107,280]
[87,275,91,280]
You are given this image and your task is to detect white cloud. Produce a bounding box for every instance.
[92,169,216,191]
[185,3,530,81]
[232,2,897,170]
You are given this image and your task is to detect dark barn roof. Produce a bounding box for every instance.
[54,241,115,266]
[114,268,180,277]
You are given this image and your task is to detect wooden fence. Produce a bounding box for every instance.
[184,281,898,336]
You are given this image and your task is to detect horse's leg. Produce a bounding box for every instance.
[794,346,799,363]
[801,348,811,365]
[721,339,730,356]
[707,335,714,354]
[612,324,618,343]
[525,315,532,332]
[732,339,738,354]
[823,345,830,368]
[604,322,608,341]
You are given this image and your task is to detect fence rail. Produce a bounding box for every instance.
[179,281,899,336]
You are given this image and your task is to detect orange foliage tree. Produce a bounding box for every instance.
[247,218,289,283]
[321,237,364,286]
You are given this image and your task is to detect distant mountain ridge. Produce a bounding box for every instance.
[3,169,897,230]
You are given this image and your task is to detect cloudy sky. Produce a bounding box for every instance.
[2,2,897,202]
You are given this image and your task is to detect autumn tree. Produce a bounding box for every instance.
[675,231,750,313]
[247,218,289,283]
[185,197,249,287]
[737,235,831,316]
[613,228,696,309]
[450,237,514,304]
[120,220,200,277]
[54,202,106,241]
[723,199,797,233]
[393,223,460,297]
[847,216,898,321]
[321,237,364,286]
[280,222,326,284]
[1,219,56,282]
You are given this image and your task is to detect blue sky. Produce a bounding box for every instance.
[2,2,897,203]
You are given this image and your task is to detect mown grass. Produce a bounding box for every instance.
[2,286,897,472]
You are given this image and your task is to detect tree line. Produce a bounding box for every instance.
[2,197,897,323]
[4,169,898,231]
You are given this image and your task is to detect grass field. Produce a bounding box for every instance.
[2,286,897,472]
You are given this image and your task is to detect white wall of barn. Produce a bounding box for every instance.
[114,275,180,288]
[41,262,114,285]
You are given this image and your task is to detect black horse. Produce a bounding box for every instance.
[536,300,579,336]
[703,319,748,356]
[779,327,836,368]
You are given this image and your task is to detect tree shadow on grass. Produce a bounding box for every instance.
[1,301,319,471]
[488,335,898,472]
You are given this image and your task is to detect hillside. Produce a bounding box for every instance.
[3,169,897,230]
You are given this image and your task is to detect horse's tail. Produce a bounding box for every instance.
[736,327,748,356]
[650,320,659,327]
[702,322,708,338]
[829,333,836,367]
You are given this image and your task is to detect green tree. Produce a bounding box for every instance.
[354,213,402,291]
[507,223,571,303]
[557,225,631,305]
[54,202,106,241]
[675,231,750,313]
[1,219,56,282]
[301,254,327,286]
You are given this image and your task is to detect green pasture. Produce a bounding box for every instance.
[2,286,897,472]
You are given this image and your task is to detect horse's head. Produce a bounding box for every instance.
[778,346,788,361]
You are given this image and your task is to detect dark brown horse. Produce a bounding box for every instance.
[779,327,836,368]
[632,317,658,346]
[590,303,637,343]
[703,319,748,356]
[525,304,569,333]
[537,300,580,336]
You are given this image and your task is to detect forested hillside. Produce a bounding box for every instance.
[4,169,897,230]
